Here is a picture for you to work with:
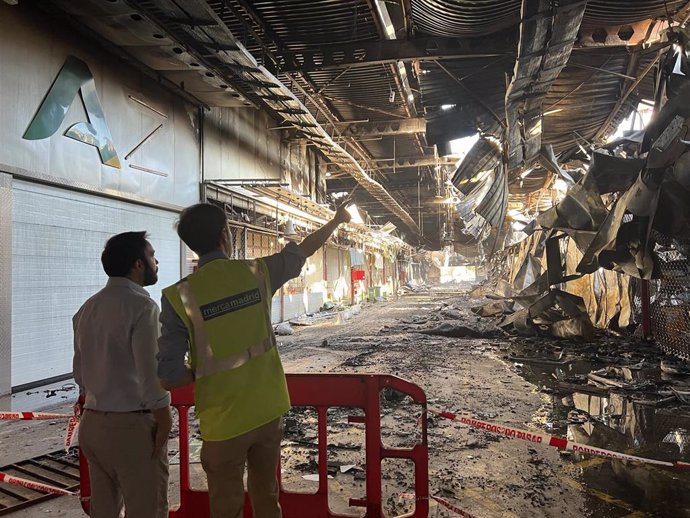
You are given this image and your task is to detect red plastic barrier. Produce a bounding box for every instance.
[80,374,429,517]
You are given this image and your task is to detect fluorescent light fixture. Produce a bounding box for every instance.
[325,172,332,177]
[544,108,563,116]
[441,104,456,111]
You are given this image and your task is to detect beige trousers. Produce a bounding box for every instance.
[79,410,169,518]
[201,417,283,518]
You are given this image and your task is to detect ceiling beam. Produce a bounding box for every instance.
[269,25,661,74]
[328,118,426,137]
[270,36,513,73]
[577,19,665,48]
[328,156,456,171]
[286,118,426,140]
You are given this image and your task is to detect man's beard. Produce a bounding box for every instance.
[143,262,158,286]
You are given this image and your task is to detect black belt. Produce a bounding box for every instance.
[85,408,151,415]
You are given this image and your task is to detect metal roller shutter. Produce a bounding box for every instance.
[11,181,181,388]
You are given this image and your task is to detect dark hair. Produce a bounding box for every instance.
[101,231,149,277]
[176,203,227,255]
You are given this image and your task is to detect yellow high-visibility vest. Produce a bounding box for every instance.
[162,258,290,441]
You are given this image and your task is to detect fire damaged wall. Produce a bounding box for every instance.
[203,107,326,201]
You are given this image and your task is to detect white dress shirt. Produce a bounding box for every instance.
[73,277,170,412]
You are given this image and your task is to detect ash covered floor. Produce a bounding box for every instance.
[278,288,593,518]
[2,286,690,517]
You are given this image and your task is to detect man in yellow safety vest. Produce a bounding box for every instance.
[157,202,351,518]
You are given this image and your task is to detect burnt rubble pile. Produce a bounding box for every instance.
[475,33,690,344]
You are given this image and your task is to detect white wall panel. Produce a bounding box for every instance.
[307,292,325,314]
[0,6,200,209]
[11,181,180,387]
[271,297,281,324]
[282,294,307,322]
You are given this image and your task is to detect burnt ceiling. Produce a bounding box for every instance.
[26,0,690,249]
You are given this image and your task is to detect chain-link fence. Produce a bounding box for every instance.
[227,223,246,260]
[650,233,690,360]
[226,223,279,260]
[246,229,277,259]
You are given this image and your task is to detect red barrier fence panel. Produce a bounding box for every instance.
[80,374,429,518]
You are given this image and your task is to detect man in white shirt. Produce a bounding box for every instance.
[73,231,171,518]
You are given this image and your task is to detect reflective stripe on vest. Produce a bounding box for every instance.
[176,260,276,380]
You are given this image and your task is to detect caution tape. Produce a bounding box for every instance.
[428,407,690,470]
[0,411,79,452]
[64,416,79,451]
[0,472,75,496]
[0,412,72,420]
[432,495,480,518]
[0,412,80,495]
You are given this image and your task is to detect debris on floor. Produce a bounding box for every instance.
[274,322,295,335]
[4,287,690,517]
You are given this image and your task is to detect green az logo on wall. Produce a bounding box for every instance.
[23,55,121,169]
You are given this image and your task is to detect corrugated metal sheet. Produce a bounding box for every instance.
[476,163,508,228]
[244,0,379,48]
[411,0,521,37]
[582,0,689,29]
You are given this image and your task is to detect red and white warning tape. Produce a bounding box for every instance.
[0,472,75,496]
[0,412,72,420]
[64,416,79,450]
[0,411,79,452]
[0,413,80,496]
[432,495,480,518]
[428,407,690,470]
